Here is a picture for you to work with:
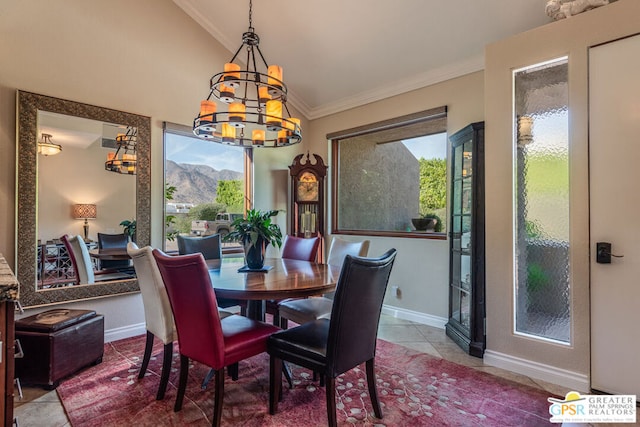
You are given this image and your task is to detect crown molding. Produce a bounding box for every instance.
[307,54,485,120]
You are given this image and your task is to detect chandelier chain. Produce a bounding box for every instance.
[248,0,253,31]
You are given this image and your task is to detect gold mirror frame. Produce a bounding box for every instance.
[16,91,151,308]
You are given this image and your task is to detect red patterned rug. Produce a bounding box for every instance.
[57,335,555,426]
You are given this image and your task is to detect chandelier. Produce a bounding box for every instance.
[37,133,62,156]
[105,127,137,175]
[192,0,301,148]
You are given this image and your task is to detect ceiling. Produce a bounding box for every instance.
[174,0,553,120]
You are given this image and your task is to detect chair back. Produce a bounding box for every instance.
[327,237,370,268]
[281,235,320,262]
[153,250,225,369]
[177,234,222,260]
[127,243,176,344]
[63,234,95,284]
[97,233,129,249]
[97,233,131,269]
[326,249,397,377]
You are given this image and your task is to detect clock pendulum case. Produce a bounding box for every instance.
[289,152,327,255]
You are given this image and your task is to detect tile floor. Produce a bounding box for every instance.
[10,315,619,426]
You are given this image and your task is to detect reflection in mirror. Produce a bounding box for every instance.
[17,91,150,308]
[36,111,136,290]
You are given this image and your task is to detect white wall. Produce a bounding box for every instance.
[38,141,136,242]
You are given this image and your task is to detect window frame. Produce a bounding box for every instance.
[162,122,252,253]
[329,107,448,239]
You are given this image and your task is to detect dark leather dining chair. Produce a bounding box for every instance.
[177,233,222,260]
[97,233,131,270]
[152,250,280,426]
[267,249,397,427]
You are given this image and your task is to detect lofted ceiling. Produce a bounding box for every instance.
[174,0,553,120]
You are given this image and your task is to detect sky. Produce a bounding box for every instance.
[166,131,447,172]
[402,132,447,160]
[165,133,244,172]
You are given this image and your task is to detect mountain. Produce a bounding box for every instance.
[165,160,243,205]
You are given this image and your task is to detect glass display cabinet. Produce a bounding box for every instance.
[445,121,485,357]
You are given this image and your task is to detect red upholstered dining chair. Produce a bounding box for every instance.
[281,235,320,261]
[152,250,280,426]
[270,235,321,327]
[267,249,397,427]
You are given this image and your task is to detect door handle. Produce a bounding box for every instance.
[596,242,624,264]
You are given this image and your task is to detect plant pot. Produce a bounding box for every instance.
[411,218,436,231]
[244,237,266,269]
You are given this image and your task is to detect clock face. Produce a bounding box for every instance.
[297,172,319,202]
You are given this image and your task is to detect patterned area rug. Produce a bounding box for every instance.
[57,335,555,426]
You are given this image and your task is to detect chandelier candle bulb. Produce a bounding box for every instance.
[258,86,271,106]
[284,117,301,132]
[221,123,236,143]
[199,100,216,122]
[229,102,246,127]
[223,63,241,87]
[277,129,288,145]
[252,129,265,146]
[267,65,283,94]
[219,84,235,103]
[266,100,283,130]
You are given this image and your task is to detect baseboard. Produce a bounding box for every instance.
[381,305,448,329]
[484,350,590,392]
[104,322,146,343]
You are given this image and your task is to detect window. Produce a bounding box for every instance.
[330,107,447,237]
[513,57,570,343]
[163,122,251,252]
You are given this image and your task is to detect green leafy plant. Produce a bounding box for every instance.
[422,212,443,232]
[224,209,283,249]
[164,183,178,241]
[120,219,136,239]
[527,263,549,292]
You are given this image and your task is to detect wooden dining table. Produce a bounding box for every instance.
[88,248,130,261]
[206,257,341,321]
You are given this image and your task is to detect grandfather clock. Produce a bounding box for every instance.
[289,152,327,248]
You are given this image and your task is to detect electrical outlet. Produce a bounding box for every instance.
[391,285,400,297]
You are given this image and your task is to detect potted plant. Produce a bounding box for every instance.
[411,212,442,232]
[120,219,136,242]
[224,209,283,269]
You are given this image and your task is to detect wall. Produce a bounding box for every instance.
[484,0,640,390]
[309,71,484,322]
[38,140,136,242]
[0,0,235,332]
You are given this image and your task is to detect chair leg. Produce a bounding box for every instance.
[138,331,154,379]
[174,355,189,412]
[212,368,225,427]
[325,376,337,427]
[201,369,215,390]
[228,362,239,381]
[366,358,383,419]
[156,342,173,400]
[279,318,288,330]
[269,356,283,414]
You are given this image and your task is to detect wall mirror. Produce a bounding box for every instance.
[16,91,151,308]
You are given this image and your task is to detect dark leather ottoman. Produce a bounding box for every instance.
[15,309,104,389]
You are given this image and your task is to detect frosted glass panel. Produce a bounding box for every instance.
[513,57,570,343]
